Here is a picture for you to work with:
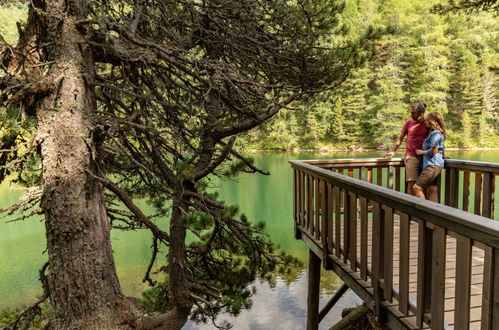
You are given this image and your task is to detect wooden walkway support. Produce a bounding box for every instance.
[291,158,499,330]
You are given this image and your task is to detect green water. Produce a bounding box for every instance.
[1,150,498,329]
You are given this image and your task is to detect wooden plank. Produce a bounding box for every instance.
[377,167,383,186]
[303,173,307,229]
[455,234,472,330]
[396,166,401,192]
[367,168,373,183]
[444,168,453,205]
[383,206,394,302]
[294,170,302,239]
[298,171,305,226]
[348,168,354,177]
[360,197,368,281]
[343,189,350,264]
[481,246,493,329]
[399,213,410,316]
[320,180,327,249]
[491,175,496,221]
[450,168,459,208]
[372,202,381,287]
[371,201,383,321]
[334,186,341,258]
[416,218,432,328]
[431,226,446,330]
[349,192,357,271]
[306,174,312,232]
[482,172,493,219]
[437,172,442,204]
[444,159,499,173]
[474,173,482,216]
[493,248,499,330]
[463,171,470,212]
[315,177,320,240]
[294,170,297,223]
[388,166,394,189]
[300,172,305,227]
[307,250,321,330]
[360,167,367,182]
[327,183,334,253]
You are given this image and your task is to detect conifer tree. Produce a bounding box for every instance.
[0,1,376,329]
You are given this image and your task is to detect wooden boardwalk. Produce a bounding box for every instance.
[290,158,499,330]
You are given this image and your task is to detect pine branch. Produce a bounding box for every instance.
[86,170,170,242]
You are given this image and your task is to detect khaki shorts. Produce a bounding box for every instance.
[404,155,421,182]
[415,166,442,189]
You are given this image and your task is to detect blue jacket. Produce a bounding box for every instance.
[422,130,445,168]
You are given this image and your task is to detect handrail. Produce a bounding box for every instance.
[298,157,498,220]
[290,160,499,247]
[290,157,499,329]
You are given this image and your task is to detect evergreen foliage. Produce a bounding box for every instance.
[236,0,498,150]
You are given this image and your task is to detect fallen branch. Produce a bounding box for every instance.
[329,304,369,330]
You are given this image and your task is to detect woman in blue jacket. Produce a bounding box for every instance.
[413,112,447,202]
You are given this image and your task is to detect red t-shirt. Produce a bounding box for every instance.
[401,119,429,157]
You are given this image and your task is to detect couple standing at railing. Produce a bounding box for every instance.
[384,102,447,202]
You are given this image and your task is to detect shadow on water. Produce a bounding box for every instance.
[0,150,498,329]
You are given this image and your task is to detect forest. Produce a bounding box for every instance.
[1,0,498,152]
[236,0,499,150]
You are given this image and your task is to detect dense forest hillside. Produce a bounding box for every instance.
[1,1,498,151]
[237,0,498,150]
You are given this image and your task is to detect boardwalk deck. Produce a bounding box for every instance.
[290,158,499,330]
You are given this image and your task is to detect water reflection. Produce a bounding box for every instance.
[182,272,362,330]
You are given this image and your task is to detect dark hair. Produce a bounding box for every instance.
[411,102,426,113]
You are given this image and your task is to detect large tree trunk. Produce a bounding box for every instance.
[36,2,140,329]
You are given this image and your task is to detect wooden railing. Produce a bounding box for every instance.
[301,158,497,219]
[290,158,499,329]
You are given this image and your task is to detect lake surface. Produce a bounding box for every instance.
[0,150,498,329]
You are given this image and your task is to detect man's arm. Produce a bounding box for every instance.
[385,131,407,157]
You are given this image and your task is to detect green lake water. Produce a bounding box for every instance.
[1,150,498,329]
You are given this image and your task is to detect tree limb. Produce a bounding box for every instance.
[85,170,170,242]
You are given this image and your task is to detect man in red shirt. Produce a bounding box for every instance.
[385,103,429,196]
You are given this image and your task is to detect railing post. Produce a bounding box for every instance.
[474,173,483,215]
[383,206,393,303]
[343,189,350,264]
[482,172,493,219]
[294,170,302,239]
[430,226,446,329]
[416,219,433,328]
[455,234,472,330]
[334,186,341,258]
[307,250,321,330]
[307,174,314,233]
[481,247,499,330]
[348,192,357,271]
[372,202,386,324]
[445,168,459,207]
[322,181,333,270]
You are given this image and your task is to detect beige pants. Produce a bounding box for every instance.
[404,155,421,182]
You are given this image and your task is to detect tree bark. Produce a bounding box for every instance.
[36,2,140,329]
[168,191,194,326]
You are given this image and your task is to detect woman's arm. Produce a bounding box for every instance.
[420,132,442,157]
[431,145,438,156]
